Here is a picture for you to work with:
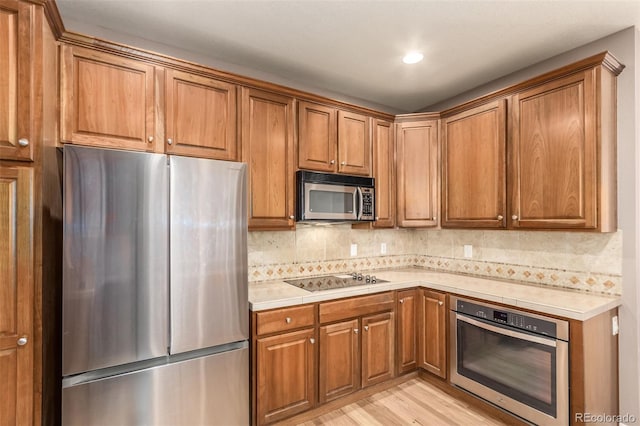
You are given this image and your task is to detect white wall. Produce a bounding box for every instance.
[425,27,640,419]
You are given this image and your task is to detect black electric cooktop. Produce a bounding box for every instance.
[284,273,388,292]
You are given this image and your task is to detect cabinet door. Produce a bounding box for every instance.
[396,120,439,227]
[372,119,395,228]
[298,101,336,172]
[337,110,371,176]
[362,312,394,388]
[256,328,316,425]
[396,289,418,374]
[165,69,237,160]
[419,290,446,378]
[319,319,359,403]
[60,45,157,151]
[0,166,34,426]
[442,100,506,228]
[241,88,295,230]
[0,0,33,161]
[511,71,597,229]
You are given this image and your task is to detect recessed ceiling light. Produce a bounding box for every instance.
[402,52,424,64]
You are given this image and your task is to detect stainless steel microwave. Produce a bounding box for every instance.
[295,170,375,222]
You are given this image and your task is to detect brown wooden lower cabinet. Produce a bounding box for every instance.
[396,289,418,374]
[252,289,617,426]
[362,312,395,387]
[418,289,447,378]
[319,319,360,403]
[255,328,316,425]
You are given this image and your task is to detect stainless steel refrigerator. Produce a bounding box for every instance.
[61,145,249,425]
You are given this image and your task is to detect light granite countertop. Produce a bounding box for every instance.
[249,267,620,321]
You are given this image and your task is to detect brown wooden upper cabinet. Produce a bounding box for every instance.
[442,100,507,228]
[240,87,295,230]
[372,119,395,228]
[396,118,439,227]
[441,53,622,232]
[60,45,158,152]
[298,101,371,176]
[0,0,34,161]
[510,67,617,231]
[165,69,237,160]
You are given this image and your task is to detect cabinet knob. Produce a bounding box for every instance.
[432,216,436,221]
[17,337,27,346]
[18,138,29,147]
[399,299,404,304]
[330,160,335,165]
[375,216,379,220]
[285,317,292,324]
[309,338,315,344]
[354,328,359,334]
[289,215,295,220]
[167,138,173,145]
[364,325,369,331]
[512,215,519,220]
[438,301,444,306]
[340,161,346,166]
[497,215,504,221]
[147,136,154,143]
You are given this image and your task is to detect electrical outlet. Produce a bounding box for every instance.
[612,316,619,335]
[463,244,473,258]
[350,243,357,257]
[380,243,387,254]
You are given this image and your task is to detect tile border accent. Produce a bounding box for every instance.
[248,254,622,296]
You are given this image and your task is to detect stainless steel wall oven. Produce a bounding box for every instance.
[450,296,569,426]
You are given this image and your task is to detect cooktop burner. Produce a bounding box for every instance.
[284,273,387,292]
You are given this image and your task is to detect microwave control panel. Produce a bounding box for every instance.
[360,187,374,220]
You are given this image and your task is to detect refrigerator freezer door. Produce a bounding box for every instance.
[170,156,248,354]
[63,146,169,376]
[62,345,250,425]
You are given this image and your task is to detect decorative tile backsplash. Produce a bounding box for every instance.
[248,224,622,296]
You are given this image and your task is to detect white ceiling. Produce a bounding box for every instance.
[56,1,640,113]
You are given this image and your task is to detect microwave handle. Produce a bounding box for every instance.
[356,187,364,220]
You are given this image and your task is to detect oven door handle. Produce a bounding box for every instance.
[456,313,557,348]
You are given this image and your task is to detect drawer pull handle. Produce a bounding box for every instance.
[285,317,292,324]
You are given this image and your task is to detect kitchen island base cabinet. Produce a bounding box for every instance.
[255,328,316,425]
[319,319,360,403]
[419,290,447,378]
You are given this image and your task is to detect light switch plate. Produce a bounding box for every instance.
[464,244,473,258]
[350,243,357,257]
[381,243,387,254]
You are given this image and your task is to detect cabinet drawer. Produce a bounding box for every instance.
[319,292,394,324]
[256,305,315,336]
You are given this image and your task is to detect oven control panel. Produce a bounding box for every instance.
[455,299,558,338]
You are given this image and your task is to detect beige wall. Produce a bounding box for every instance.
[249,226,622,295]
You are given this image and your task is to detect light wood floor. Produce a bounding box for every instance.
[294,379,511,426]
